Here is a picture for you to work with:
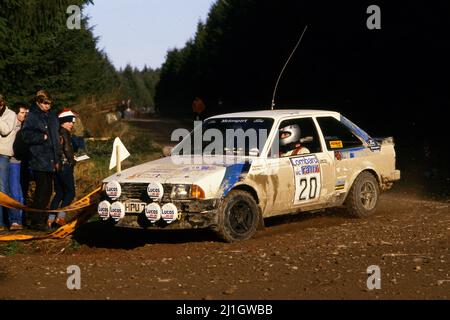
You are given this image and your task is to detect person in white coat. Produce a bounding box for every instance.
[0,94,19,232]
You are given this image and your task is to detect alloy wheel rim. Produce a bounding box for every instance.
[360,181,377,210]
[228,201,254,234]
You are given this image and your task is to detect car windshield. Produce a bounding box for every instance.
[173,118,274,156]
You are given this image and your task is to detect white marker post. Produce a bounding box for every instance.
[110,137,130,173]
[116,145,121,173]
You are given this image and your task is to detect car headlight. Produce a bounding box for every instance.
[171,184,190,199]
[171,184,205,199]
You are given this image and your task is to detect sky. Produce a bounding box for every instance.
[84,0,217,70]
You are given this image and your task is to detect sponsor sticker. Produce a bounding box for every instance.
[147,182,164,200]
[105,181,121,200]
[329,140,343,149]
[98,201,111,220]
[161,203,179,224]
[290,155,322,205]
[145,203,162,223]
[110,202,125,221]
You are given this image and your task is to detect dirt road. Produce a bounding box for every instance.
[0,117,448,300]
[0,190,448,300]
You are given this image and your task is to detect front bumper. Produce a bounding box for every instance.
[100,198,220,230]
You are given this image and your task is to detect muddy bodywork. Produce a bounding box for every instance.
[98,110,400,230]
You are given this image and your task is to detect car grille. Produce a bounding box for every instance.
[120,183,172,201]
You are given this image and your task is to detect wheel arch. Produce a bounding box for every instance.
[230,184,260,204]
[344,168,380,202]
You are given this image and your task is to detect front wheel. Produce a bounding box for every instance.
[345,172,380,218]
[214,190,260,242]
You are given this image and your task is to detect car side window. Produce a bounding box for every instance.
[316,116,364,150]
[271,117,322,158]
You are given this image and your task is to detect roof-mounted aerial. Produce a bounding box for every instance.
[271,25,308,110]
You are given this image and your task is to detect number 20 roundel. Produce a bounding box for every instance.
[290,155,322,205]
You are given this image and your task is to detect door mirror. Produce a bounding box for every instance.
[249,148,260,156]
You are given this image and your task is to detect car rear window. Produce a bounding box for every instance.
[317,117,364,150]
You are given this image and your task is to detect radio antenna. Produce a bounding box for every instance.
[271,25,308,110]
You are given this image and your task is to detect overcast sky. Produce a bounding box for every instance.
[84,0,216,70]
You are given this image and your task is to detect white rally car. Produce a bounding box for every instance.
[98,110,400,242]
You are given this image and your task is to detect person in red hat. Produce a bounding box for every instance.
[48,109,77,229]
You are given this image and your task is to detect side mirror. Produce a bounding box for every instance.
[162,146,173,157]
[249,148,260,156]
[300,136,313,143]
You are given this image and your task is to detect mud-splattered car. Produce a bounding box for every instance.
[98,110,400,242]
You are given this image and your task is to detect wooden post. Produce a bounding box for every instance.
[116,145,121,173]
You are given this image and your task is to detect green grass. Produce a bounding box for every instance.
[70,239,81,251]
[1,241,23,256]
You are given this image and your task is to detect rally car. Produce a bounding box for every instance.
[98,110,400,242]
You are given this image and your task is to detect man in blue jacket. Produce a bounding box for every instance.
[21,90,61,231]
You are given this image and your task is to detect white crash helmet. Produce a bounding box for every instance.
[279,124,301,146]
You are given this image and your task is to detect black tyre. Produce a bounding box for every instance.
[214,190,260,242]
[345,171,380,218]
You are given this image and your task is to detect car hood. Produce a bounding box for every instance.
[103,156,253,198]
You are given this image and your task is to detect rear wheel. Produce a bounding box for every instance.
[345,172,380,218]
[214,190,260,242]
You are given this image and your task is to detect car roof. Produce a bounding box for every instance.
[207,109,341,121]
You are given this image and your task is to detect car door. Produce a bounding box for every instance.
[265,117,335,215]
[315,116,367,193]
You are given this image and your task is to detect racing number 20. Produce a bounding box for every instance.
[299,177,318,201]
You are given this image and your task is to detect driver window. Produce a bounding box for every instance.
[270,117,322,158]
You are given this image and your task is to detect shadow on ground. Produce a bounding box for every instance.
[72,207,350,249]
[72,221,218,249]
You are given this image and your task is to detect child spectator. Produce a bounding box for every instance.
[48,109,77,229]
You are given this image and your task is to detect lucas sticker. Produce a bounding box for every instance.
[290,155,322,205]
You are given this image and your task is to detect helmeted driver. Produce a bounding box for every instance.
[279,124,310,157]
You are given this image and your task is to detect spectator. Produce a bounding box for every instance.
[117,100,126,119]
[71,109,87,156]
[0,94,18,232]
[48,109,77,229]
[8,103,29,230]
[124,106,134,120]
[12,104,32,207]
[192,97,206,121]
[21,90,60,231]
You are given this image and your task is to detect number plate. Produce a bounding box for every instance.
[124,202,146,214]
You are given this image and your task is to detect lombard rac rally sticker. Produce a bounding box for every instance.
[290,155,322,205]
[110,202,126,221]
[161,203,178,224]
[98,201,111,220]
[147,182,164,200]
[106,181,121,200]
[145,203,162,223]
